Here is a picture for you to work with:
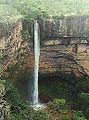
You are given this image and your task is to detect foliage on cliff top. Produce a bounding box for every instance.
[0,0,89,23]
[0,4,22,23]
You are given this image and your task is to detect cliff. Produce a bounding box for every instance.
[0,19,88,80]
[43,16,89,39]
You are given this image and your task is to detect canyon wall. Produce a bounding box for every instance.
[43,16,89,39]
[0,18,88,79]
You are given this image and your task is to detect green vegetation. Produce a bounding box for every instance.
[1,76,89,119]
[0,79,51,120]
[76,77,89,93]
[78,92,89,119]
[39,76,77,102]
[47,98,67,112]
[0,4,21,22]
[72,111,87,120]
[48,99,70,120]
[1,0,89,22]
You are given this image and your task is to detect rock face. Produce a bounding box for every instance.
[0,19,88,81]
[39,45,87,78]
[44,16,89,38]
[0,20,31,78]
[26,45,87,79]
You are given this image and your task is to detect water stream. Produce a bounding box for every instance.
[32,20,40,105]
[31,20,46,110]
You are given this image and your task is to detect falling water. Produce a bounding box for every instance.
[33,20,40,105]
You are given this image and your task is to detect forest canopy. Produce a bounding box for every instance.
[0,0,89,22]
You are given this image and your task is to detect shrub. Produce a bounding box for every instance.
[76,78,89,94]
[0,80,11,119]
[80,92,89,104]
[60,109,68,114]
[78,92,89,110]
[56,116,70,120]
[0,80,6,97]
[78,92,89,119]
[11,110,51,120]
[32,110,51,120]
[72,111,87,120]
[5,84,22,106]
[5,81,52,120]
[48,98,66,112]
[84,108,89,119]
[10,113,22,120]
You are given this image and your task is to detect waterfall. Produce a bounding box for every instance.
[33,20,40,105]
